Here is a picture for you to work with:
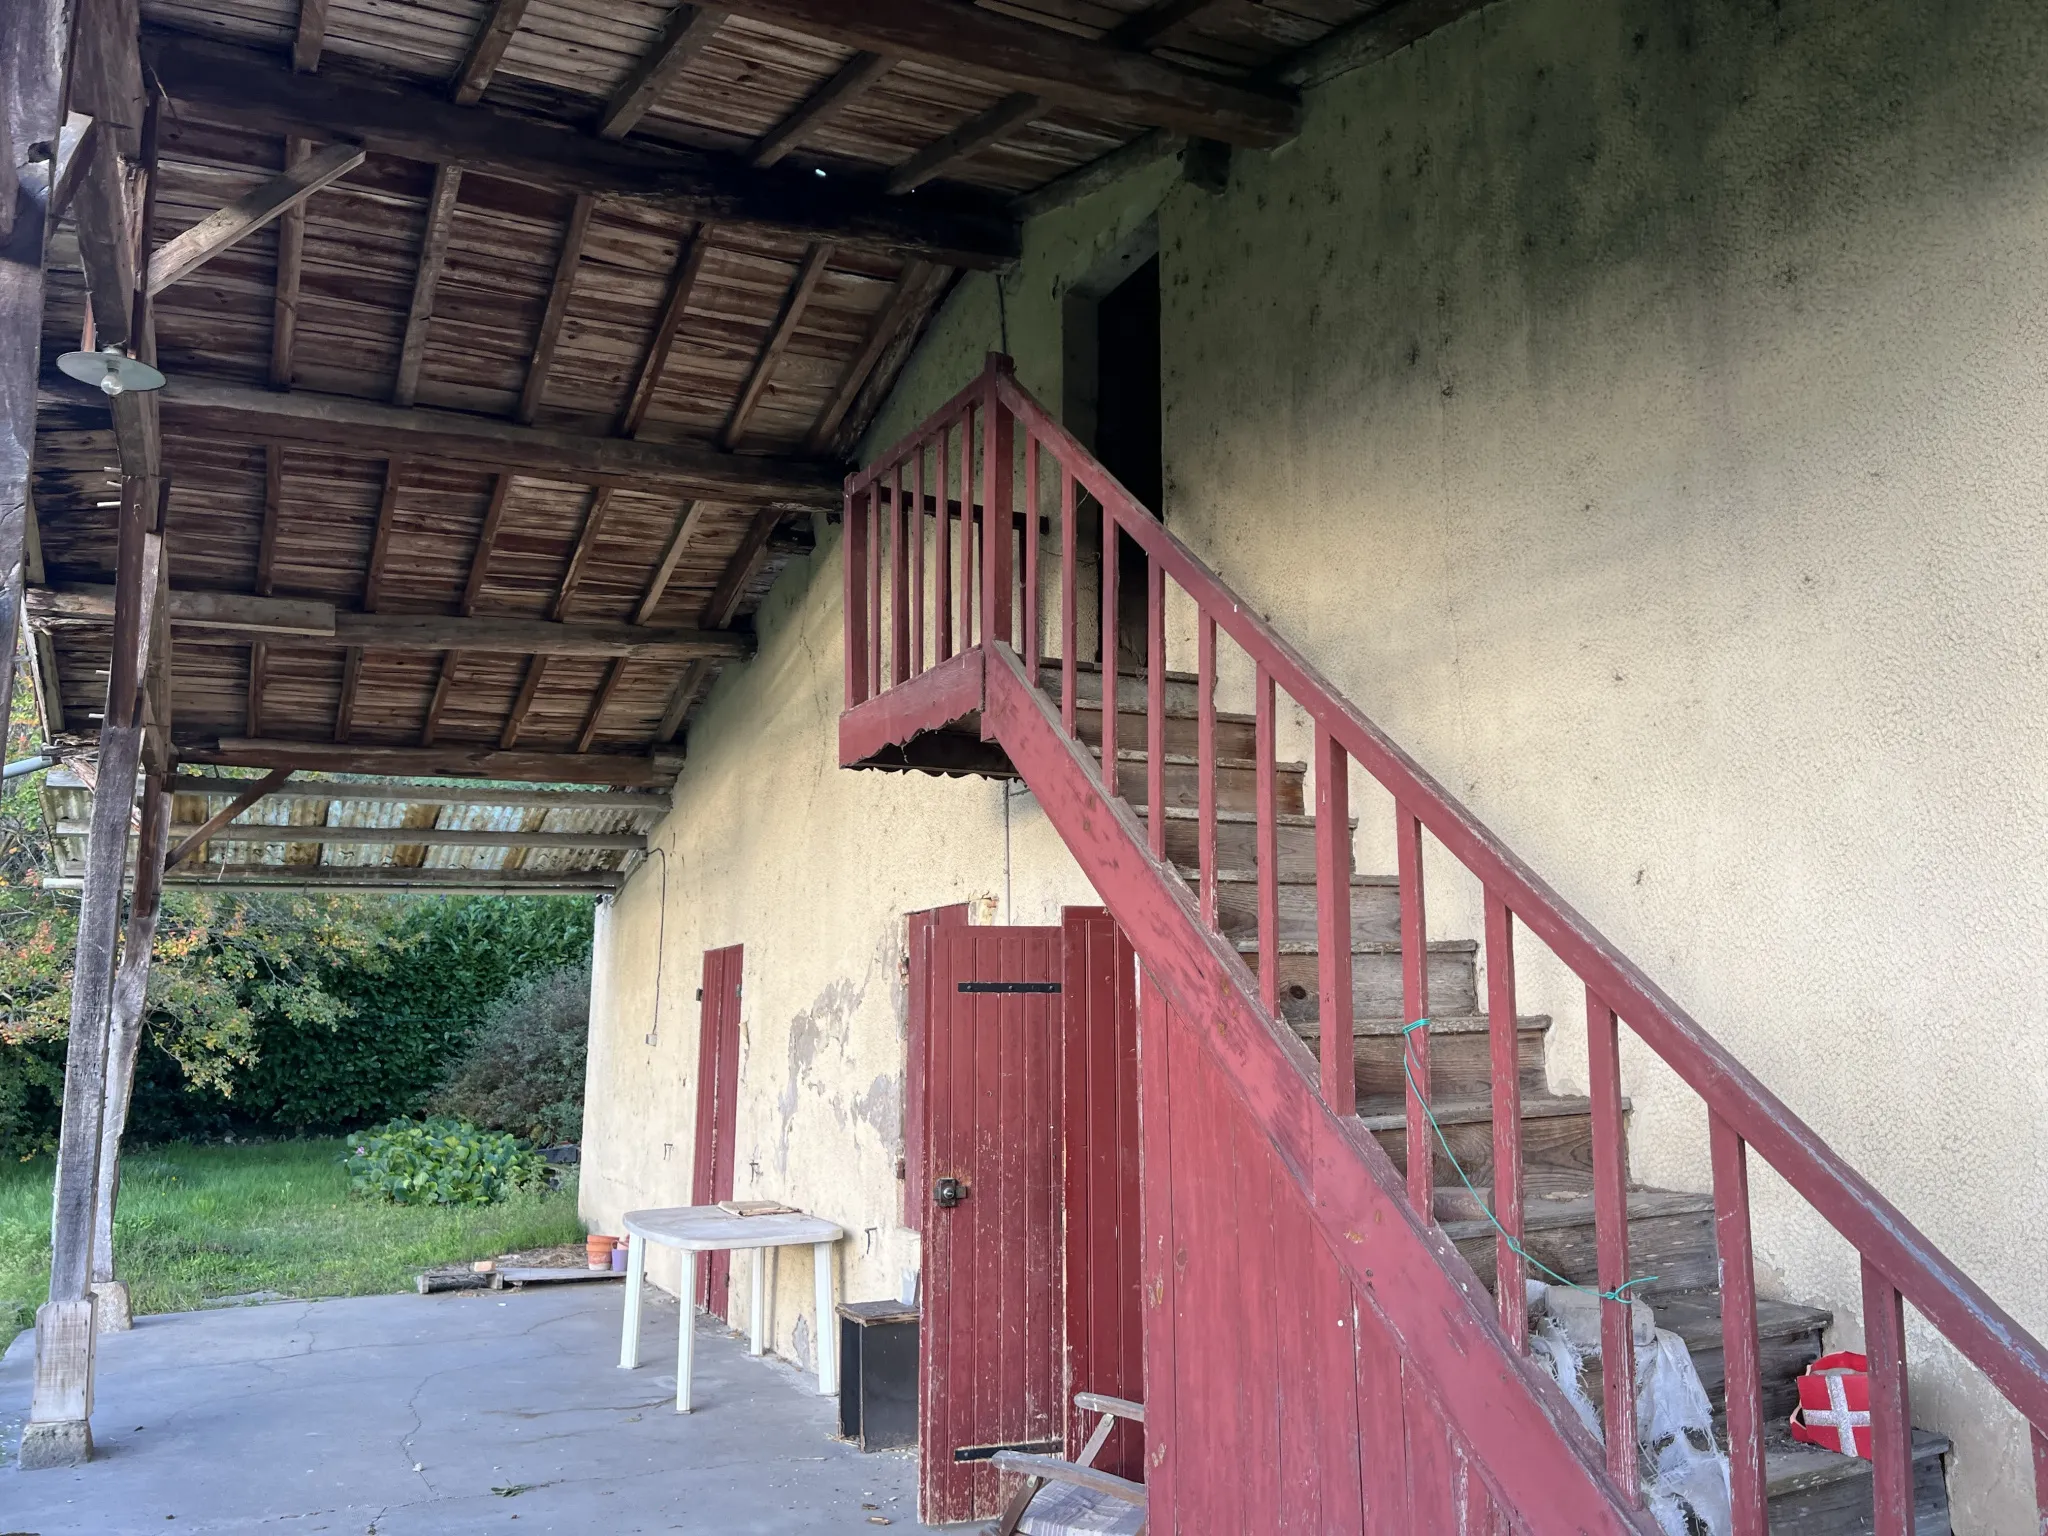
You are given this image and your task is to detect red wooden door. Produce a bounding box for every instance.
[903,903,971,1229]
[691,943,743,1320]
[921,925,1065,1525]
[1059,909,1145,1480]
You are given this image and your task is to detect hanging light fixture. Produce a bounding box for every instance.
[56,344,167,398]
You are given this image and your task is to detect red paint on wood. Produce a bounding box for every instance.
[1060,468,1077,737]
[1397,810,1432,1216]
[904,902,971,1227]
[912,444,927,676]
[1316,725,1355,1115]
[844,490,868,706]
[1254,664,1278,1014]
[1862,1259,1915,1536]
[1100,489,1119,799]
[1146,559,1165,859]
[935,426,952,662]
[1711,1112,1768,1536]
[690,944,743,1319]
[1023,432,1040,678]
[837,646,983,768]
[982,375,1014,652]
[1197,615,1217,927]
[1060,909,1145,1480]
[921,925,1064,1525]
[960,404,977,650]
[1135,981,1179,1516]
[891,462,910,687]
[1586,991,1639,1500]
[1486,892,1526,1348]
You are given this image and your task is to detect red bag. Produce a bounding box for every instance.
[1789,1352,1871,1458]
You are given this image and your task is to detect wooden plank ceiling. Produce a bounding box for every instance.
[25,0,1470,880]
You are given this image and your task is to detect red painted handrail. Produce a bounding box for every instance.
[846,355,2048,1526]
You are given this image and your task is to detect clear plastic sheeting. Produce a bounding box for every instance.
[1526,1283,1733,1536]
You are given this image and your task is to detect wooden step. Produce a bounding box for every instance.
[1292,1012,1552,1101]
[1104,748,1306,815]
[1201,868,1400,947]
[1074,701,1258,760]
[1365,1093,1600,1202]
[1038,657,1200,714]
[1156,806,1339,880]
[1764,1423,1951,1534]
[1245,939,1480,1020]
[1652,1288,1832,1423]
[1445,1189,1722,1299]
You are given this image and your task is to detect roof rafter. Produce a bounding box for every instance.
[146,142,364,296]
[452,0,533,104]
[392,164,462,407]
[144,30,1020,268]
[600,4,731,140]
[749,50,896,168]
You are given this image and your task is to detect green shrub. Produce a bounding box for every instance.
[343,1117,548,1206]
[431,963,589,1145]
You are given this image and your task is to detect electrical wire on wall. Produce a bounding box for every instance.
[643,844,672,1047]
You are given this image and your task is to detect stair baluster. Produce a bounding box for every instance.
[1022,433,1040,679]
[1710,1110,1769,1535]
[1059,468,1077,737]
[1253,664,1278,1015]
[1196,614,1218,927]
[1863,1259,1915,1536]
[1484,892,1528,1349]
[1313,725,1354,1114]
[1397,808,1432,1215]
[1587,989,1641,1501]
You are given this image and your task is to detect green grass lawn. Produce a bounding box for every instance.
[0,1140,584,1351]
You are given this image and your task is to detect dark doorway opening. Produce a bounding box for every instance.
[1094,256,1161,670]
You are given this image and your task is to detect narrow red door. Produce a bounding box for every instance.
[691,943,743,1320]
[921,925,1065,1525]
[903,903,971,1229]
[1059,908,1145,1479]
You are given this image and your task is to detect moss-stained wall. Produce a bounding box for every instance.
[588,0,2048,1519]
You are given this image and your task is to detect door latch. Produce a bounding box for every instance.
[934,1177,968,1209]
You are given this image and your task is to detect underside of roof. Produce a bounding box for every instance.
[19,0,1486,887]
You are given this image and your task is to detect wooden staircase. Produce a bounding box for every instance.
[838,357,2047,1534]
[1061,658,1954,1533]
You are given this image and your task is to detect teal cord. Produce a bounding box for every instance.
[1400,1017,1656,1305]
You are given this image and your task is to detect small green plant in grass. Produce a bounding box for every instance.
[345,1117,548,1207]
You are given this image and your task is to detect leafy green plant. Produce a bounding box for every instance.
[344,1117,549,1207]
[431,963,589,1145]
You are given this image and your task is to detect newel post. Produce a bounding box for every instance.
[981,353,1014,653]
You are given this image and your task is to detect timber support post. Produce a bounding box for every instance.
[89,767,171,1333]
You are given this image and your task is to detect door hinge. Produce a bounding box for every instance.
[957,980,1060,994]
[954,1440,1061,1463]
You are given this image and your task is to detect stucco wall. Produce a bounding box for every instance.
[587,0,2048,1522]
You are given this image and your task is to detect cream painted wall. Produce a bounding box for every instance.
[588,0,2048,1522]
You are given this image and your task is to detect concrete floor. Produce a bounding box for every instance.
[0,1282,938,1534]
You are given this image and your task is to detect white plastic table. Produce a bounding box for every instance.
[616,1205,844,1412]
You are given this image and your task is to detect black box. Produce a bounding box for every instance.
[836,1299,919,1451]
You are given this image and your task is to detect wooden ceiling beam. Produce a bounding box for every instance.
[1010,126,1182,220]
[517,191,594,424]
[460,472,514,616]
[724,242,832,449]
[178,738,680,788]
[551,487,614,620]
[138,866,627,891]
[704,509,781,630]
[1113,0,1234,50]
[749,50,896,168]
[452,0,533,105]
[618,223,713,437]
[292,0,328,73]
[1271,0,1492,89]
[255,447,284,596]
[51,372,845,506]
[600,4,731,140]
[146,142,363,296]
[163,767,291,871]
[499,655,547,748]
[144,30,1020,268]
[334,643,365,741]
[807,260,929,451]
[169,774,670,810]
[886,92,1044,195]
[28,584,758,660]
[636,500,710,624]
[575,659,629,753]
[815,260,954,456]
[77,820,650,852]
[711,0,1298,147]
[270,137,310,388]
[392,165,462,407]
[245,638,265,736]
[359,458,404,613]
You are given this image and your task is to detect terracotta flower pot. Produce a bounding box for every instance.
[586,1234,618,1270]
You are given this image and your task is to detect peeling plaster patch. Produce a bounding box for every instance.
[791,1313,813,1373]
[853,1074,902,1158]
[774,977,862,1175]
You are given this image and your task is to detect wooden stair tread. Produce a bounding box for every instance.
[1763,1423,1950,1494]
[1040,658,1200,686]
[1650,1286,1835,1349]
[1440,1188,1715,1242]
[1355,1093,1597,1132]
[1294,1011,1553,1040]
[1179,864,1398,888]
[1100,746,1306,771]
[1236,937,1479,956]
[1144,804,1341,828]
